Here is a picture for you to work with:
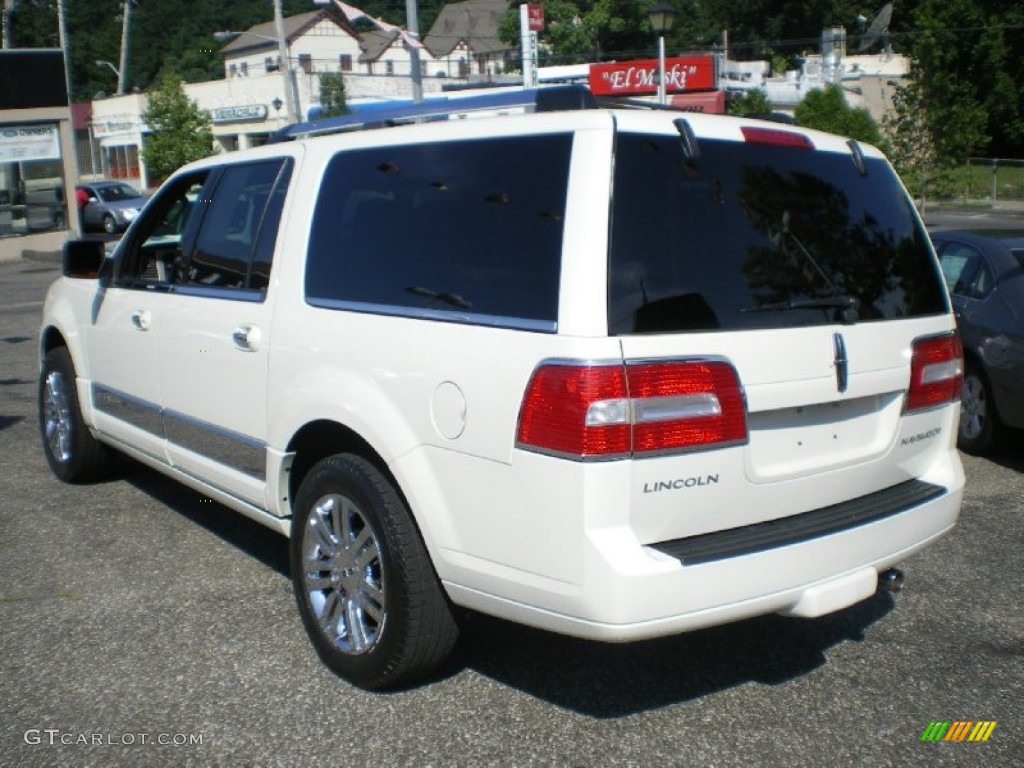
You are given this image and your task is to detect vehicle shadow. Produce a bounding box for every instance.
[985,437,1024,472]
[118,457,895,713]
[454,594,895,718]
[120,457,289,578]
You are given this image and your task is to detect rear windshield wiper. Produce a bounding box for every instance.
[741,294,859,323]
[741,295,857,312]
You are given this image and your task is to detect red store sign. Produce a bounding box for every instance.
[526,4,544,32]
[589,55,716,97]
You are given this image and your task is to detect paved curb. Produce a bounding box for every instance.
[21,249,63,265]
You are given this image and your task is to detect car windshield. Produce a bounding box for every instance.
[97,183,140,202]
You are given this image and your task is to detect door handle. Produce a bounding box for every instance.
[232,325,261,351]
[129,309,151,331]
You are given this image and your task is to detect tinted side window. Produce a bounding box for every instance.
[609,134,948,334]
[306,134,572,329]
[188,160,289,290]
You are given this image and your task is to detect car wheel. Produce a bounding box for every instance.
[102,213,118,234]
[38,347,113,482]
[958,363,1002,455]
[290,453,459,689]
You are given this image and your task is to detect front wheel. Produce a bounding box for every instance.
[102,213,118,234]
[290,454,458,689]
[958,363,1002,455]
[38,347,113,482]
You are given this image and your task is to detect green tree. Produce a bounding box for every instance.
[499,0,655,65]
[905,0,1019,159]
[883,79,941,212]
[794,84,885,147]
[727,88,772,116]
[316,73,349,119]
[141,71,213,183]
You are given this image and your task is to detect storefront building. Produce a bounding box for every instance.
[0,49,77,237]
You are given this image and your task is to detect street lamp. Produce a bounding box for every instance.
[648,2,676,105]
[96,59,122,94]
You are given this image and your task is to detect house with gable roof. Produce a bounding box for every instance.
[423,0,515,79]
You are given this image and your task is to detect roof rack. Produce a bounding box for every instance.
[269,85,598,143]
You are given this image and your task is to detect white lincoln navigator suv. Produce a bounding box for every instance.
[39,91,965,689]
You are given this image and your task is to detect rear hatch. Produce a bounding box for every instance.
[606,124,958,543]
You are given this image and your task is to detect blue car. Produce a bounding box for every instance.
[933,229,1024,454]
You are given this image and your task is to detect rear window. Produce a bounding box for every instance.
[609,133,948,334]
[306,134,572,330]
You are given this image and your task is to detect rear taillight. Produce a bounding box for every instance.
[516,359,747,460]
[907,333,963,412]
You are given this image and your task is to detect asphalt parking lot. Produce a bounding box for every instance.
[1,255,1021,767]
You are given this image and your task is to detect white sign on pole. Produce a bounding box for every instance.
[519,5,539,89]
[0,124,61,162]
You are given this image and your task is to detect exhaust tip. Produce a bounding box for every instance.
[879,568,905,593]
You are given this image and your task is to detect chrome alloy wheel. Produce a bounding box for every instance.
[960,372,987,441]
[43,370,73,463]
[301,493,385,655]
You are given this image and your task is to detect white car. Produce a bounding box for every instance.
[39,90,965,689]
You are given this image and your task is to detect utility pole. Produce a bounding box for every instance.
[404,0,423,103]
[2,0,15,49]
[272,0,299,122]
[117,0,132,95]
[56,0,72,100]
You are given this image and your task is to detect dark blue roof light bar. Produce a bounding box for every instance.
[269,85,597,142]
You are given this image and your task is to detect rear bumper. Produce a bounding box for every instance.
[443,479,962,642]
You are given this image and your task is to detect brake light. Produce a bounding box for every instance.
[516,360,747,460]
[740,126,814,149]
[907,334,963,412]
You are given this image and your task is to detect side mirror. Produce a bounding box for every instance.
[62,239,106,279]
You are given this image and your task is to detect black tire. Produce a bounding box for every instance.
[290,453,458,689]
[958,362,1003,455]
[38,346,113,482]
[102,213,117,234]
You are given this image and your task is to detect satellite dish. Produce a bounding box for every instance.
[858,3,893,53]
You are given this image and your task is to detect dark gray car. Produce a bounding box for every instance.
[933,229,1024,454]
[77,181,147,234]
